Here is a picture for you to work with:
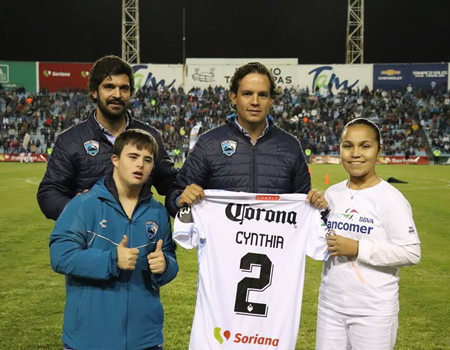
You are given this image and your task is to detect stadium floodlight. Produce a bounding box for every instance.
[346,0,364,64]
[122,0,141,64]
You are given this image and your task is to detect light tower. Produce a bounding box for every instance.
[122,0,140,64]
[346,0,364,64]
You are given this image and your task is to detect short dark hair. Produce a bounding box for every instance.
[88,55,135,102]
[341,118,382,150]
[229,62,279,97]
[113,129,158,158]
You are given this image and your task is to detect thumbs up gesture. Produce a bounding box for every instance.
[147,239,167,275]
[117,235,139,271]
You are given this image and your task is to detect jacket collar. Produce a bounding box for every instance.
[104,173,153,205]
[226,113,275,142]
[91,174,153,219]
[87,110,134,132]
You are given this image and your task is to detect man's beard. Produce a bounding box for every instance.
[97,97,130,123]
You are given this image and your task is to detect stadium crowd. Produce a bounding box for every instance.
[1,84,449,157]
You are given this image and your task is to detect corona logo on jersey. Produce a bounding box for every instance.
[225,203,297,226]
[213,327,280,347]
[327,208,375,235]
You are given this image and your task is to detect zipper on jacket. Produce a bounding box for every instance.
[251,144,256,193]
[125,218,132,349]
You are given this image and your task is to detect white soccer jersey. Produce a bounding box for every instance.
[174,190,328,350]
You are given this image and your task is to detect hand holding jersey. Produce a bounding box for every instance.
[176,183,205,208]
[306,188,328,209]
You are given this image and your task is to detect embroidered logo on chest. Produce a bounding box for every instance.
[221,140,237,156]
[84,140,100,156]
[145,220,159,240]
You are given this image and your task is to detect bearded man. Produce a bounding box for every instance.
[38,55,177,220]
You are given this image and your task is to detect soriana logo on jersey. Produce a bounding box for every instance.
[214,327,280,347]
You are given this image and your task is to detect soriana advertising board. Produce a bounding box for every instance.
[38,62,93,92]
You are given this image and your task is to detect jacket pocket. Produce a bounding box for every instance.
[74,286,89,331]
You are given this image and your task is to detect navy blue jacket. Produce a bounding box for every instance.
[166,114,311,216]
[50,176,178,350]
[38,111,177,220]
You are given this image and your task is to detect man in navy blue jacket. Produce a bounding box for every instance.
[38,55,177,220]
[50,129,178,350]
[166,62,327,216]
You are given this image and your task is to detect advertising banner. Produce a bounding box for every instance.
[409,63,447,89]
[132,64,182,90]
[377,156,429,165]
[185,64,297,89]
[310,155,341,164]
[374,63,448,90]
[0,61,38,92]
[0,153,48,163]
[373,64,408,90]
[310,155,429,165]
[38,62,93,92]
[297,64,373,93]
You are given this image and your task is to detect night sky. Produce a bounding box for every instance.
[2,0,449,64]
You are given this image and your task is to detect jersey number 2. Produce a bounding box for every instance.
[234,252,273,317]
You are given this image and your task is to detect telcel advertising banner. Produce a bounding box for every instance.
[38,62,93,92]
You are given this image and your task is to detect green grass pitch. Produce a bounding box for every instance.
[0,162,448,349]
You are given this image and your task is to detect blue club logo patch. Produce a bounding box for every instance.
[145,220,159,240]
[221,140,237,156]
[84,140,100,156]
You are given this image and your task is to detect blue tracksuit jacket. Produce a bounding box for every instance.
[50,176,178,350]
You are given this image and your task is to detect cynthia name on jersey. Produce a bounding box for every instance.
[236,230,285,249]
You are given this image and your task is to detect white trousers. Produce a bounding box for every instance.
[316,304,398,350]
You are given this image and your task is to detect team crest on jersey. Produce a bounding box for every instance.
[84,140,100,156]
[221,140,237,156]
[145,220,159,239]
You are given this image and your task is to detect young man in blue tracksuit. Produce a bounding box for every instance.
[50,129,178,350]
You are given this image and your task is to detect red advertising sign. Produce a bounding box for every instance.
[377,156,429,165]
[38,62,93,92]
[0,153,48,163]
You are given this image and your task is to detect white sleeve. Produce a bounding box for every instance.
[381,198,421,246]
[305,209,329,261]
[173,206,199,249]
[357,242,421,267]
[357,197,421,267]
